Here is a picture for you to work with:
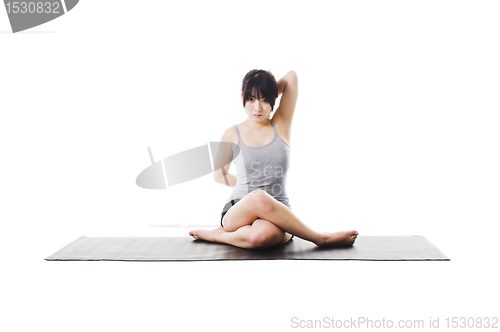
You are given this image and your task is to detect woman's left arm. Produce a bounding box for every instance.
[273,70,298,127]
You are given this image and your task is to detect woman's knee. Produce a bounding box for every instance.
[249,226,283,249]
[247,190,275,214]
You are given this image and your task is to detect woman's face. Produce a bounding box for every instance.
[242,90,273,123]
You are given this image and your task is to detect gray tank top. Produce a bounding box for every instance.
[226,119,291,209]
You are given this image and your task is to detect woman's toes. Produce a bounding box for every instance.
[350,231,358,244]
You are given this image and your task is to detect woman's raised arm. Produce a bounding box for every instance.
[273,70,298,128]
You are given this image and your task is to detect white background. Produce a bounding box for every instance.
[1,1,499,331]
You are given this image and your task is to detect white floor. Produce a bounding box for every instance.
[2,224,496,332]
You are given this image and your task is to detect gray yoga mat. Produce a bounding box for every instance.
[45,236,449,261]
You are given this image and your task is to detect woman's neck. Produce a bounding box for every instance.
[243,117,271,129]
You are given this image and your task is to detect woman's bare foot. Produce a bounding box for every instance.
[189,227,226,243]
[316,230,358,247]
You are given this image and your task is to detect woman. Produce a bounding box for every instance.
[189,69,358,249]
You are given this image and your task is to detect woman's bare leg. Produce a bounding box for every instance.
[190,190,358,247]
[189,219,293,249]
[224,190,357,246]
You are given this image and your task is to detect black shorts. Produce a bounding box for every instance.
[221,198,241,227]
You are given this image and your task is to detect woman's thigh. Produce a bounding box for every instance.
[221,192,264,232]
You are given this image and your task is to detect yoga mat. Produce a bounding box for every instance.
[45,236,449,261]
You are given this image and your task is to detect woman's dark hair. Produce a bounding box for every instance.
[241,69,278,110]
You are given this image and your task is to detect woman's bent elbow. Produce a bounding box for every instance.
[213,174,227,185]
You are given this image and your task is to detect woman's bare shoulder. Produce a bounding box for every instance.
[220,125,237,144]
